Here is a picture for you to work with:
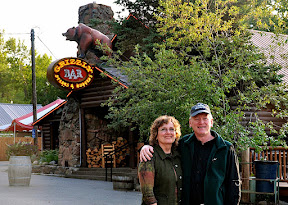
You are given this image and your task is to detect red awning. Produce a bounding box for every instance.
[0,99,66,132]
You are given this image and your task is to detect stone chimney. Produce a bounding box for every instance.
[78,3,114,39]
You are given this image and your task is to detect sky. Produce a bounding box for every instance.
[0,0,127,61]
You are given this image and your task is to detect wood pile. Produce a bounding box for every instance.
[86,137,130,168]
[114,137,130,167]
[86,147,102,168]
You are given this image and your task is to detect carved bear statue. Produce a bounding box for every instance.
[62,23,112,58]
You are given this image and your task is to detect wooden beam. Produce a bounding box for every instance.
[81,95,111,102]
[50,122,53,150]
[81,100,109,108]
[81,90,113,98]
[241,149,250,203]
[81,85,116,93]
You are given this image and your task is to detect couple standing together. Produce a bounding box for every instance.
[138,103,241,205]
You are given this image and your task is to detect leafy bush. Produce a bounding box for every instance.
[39,149,58,164]
[6,141,38,159]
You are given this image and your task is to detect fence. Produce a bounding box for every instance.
[0,137,42,161]
[250,147,288,182]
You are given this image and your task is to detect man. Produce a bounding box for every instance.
[140,103,241,205]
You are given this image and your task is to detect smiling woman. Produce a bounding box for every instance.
[156,122,176,153]
[149,115,181,148]
[138,115,183,205]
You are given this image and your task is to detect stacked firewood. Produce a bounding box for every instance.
[114,137,130,167]
[86,147,102,168]
[86,137,130,168]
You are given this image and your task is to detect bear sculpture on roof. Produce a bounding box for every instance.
[62,23,112,59]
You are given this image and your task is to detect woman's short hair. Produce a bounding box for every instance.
[149,115,181,147]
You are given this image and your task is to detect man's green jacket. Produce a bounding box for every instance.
[178,130,241,205]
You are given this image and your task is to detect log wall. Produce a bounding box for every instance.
[38,111,62,150]
[78,73,117,108]
[232,105,287,135]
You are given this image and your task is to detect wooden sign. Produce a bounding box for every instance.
[47,58,94,91]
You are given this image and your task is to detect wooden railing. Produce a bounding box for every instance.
[250,147,288,182]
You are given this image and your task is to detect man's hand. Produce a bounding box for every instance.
[140,145,154,162]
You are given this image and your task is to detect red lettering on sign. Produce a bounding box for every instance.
[59,66,87,83]
[47,57,94,91]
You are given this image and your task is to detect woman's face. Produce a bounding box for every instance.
[157,121,176,147]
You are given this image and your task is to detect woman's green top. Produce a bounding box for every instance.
[138,145,183,205]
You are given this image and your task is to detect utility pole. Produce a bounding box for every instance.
[31,29,38,145]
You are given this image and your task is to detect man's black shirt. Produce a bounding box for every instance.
[190,136,217,205]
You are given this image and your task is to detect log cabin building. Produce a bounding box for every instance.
[35,3,288,172]
[35,3,142,169]
[35,62,138,168]
[33,100,66,150]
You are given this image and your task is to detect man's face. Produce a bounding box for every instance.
[189,113,213,137]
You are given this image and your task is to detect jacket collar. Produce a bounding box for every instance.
[154,144,180,160]
[183,130,228,150]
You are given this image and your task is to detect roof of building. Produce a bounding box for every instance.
[32,99,67,126]
[101,66,130,86]
[0,103,42,126]
[249,29,288,84]
[0,99,66,132]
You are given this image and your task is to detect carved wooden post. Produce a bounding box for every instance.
[241,149,250,203]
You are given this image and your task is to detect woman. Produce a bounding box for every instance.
[138,115,183,205]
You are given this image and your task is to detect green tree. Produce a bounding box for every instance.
[243,0,288,34]
[26,53,67,105]
[113,0,288,50]
[0,31,66,105]
[0,32,10,101]
[4,37,31,102]
[115,0,160,26]
[105,0,288,151]
[111,0,162,58]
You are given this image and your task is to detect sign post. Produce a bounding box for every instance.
[32,129,36,139]
[31,29,38,145]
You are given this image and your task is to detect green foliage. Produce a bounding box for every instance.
[33,54,67,105]
[113,17,156,56]
[6,141,38,159]
[115,0,160,24]
[39,149,59,163]
[112,0,162,58]
[105,0,288,151]
[243,0,288,34]
[0,31,67,104]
